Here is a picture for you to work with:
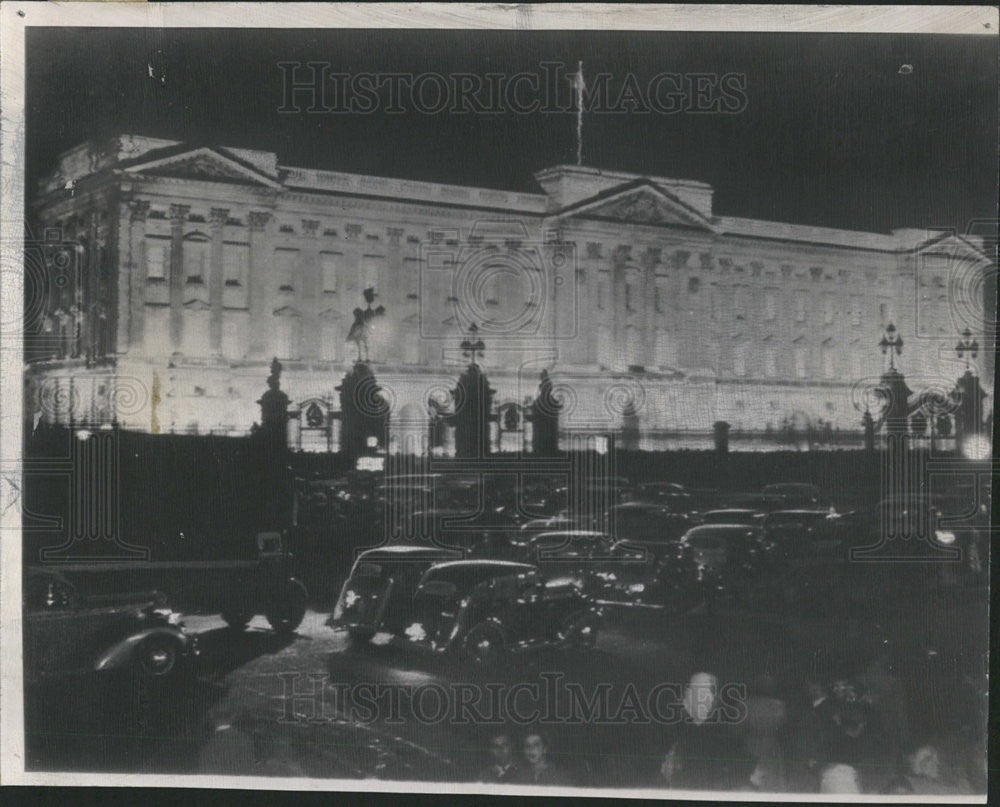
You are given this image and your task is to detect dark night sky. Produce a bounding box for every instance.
[25,27,998,235]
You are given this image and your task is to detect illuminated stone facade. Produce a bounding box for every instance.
[26,135,994,451]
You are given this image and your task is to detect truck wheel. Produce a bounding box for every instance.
[264,579,307,634]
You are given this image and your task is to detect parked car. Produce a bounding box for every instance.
[399,560,601,663]
[762,509,848,558]
[698,508,764,526]
[328,545,463,640]
[515,530,617,573]
[591,535,708,613]
[606,502,693,554]
[679,524,777,603]
[715,493,787,513]
[23,568,196,687]
[762,483,828,508]
[634,483,692,511]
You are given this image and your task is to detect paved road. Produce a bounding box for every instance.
[25,583,988,788]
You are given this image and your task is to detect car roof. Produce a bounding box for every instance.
[358,546,461,559]
[764,483,819,491]
[422,560,536,582]
[705,508,759,515]
[686,524,763,534]
[532,530,609,540]
[767,509,830,516]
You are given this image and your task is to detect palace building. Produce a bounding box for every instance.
[25,134,994,452]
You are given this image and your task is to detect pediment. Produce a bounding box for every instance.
[183,298,211,311]
[913,233,993,266]
[553,180,718,232]
[123,147,282,189]
[273,305,301,317]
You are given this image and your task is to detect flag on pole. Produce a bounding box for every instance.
[572,61,585,166]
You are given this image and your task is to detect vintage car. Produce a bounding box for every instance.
[681,524,774,571]
[761,482,828,509]
[714,493,787,514]
[328,545,463,640]
[514,530,617,576]
[698,508,764,526]
[23,568,197,687]
[762,509,847,558]
[399,560,601,663]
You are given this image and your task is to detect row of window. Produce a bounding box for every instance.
[146,238,908,334]
[145,238,390,297]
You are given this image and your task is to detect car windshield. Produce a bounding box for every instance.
[416,580,457,599]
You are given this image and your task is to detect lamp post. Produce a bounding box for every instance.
[460,323,486,365]
[879,323,903,371]
[955,327,979,373]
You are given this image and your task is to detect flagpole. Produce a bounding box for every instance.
[575,60,584,166]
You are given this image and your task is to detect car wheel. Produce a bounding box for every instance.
[345,628,375,645]
[463,623,504,665]
[137,635,180,678]
[221,606,254,631]
[562,614,599,650]
[264,579,307,634]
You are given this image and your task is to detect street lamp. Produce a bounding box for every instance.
[955,327,979,373]
[460,323,486,364]
[879,323,903,370]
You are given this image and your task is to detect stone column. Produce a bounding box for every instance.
[247,211,273,358]
[385,227,404,363]
[641,247,660,367]
[168,204,190,350]
[583,242,601,366]
[209,207,229,353]
[123,200,151,353]
[611,245,630,371]
[299,219,321,360]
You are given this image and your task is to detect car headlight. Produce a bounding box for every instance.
[343,589,359,608]
[627,583,645,594]
[151,608,182,626]
[934,530,957,545]
[404,622,426,642]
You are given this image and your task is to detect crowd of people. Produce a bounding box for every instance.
[475,653,986,794]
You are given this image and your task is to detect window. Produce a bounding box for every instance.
[362,255,385,291]
[764,348,777,378]
[321,252,341,293]
[144,307,170,353]
[625,284,633,313]
[146,240,168,280]
[823,294,835,325]
[654,286,662,314]
[273,316,299,359]
[184,236,209,284]
[794,348,808,378]
[275,250,297,292]
[319,321,339,361]
[223,243,248,287]
[764,291,777,321]
[822,347,835,379]
[688,277,700,294]
[850,295,863,326]
[733,287,746,319]
[878,301,892,325]
[794,291,807,322]
[597,281,607,311]
[403,258,421,300]
[655,330,676,367]
[733,346,747,377]
[222,315,246,359]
